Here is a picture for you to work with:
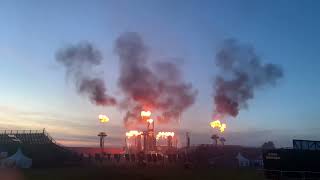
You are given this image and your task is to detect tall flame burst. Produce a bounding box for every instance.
[141,111,151,118]
[156,132,175,140]
[98,114,110,123]
[210,120,226,132]
[125,130,142,139]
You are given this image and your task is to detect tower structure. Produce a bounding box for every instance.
[98,132,107,152]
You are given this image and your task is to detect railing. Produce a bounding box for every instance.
[0,129,45,134]
[42,129,66,148]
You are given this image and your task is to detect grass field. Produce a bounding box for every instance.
[10,167,266,180]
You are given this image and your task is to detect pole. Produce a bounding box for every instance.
[98,132,107,154]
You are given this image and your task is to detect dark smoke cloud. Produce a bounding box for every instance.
[115,32,197,127]
[214,39,283,117]
[79,78,116,106]
[56,42,116,106]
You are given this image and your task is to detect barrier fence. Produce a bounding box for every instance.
[258,169,320,180]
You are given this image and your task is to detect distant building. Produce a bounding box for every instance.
[236,152,263,168]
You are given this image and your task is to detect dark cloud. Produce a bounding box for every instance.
[213,39,283,117]
[115,32,197,127]
[56,42,116,106]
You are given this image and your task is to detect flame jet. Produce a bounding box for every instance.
[210,120,226,133]
[125,130,143,139]
[141,111,151,118]
[156,132,175,140]
[147,119,153,124]
[99,115,110,123]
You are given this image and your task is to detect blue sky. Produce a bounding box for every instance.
[0,0,319,147]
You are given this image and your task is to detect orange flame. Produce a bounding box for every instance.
[156,132,174,140]
[125,130,142,139]
[141,111,151,117]
[147,118,153,124]
[210,120,226,132]
[98,114,109,123]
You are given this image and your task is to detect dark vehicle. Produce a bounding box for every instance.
[263,140,320,179]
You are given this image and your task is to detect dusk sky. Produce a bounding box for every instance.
[1,0,320,148]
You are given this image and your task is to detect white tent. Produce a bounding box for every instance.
[0,147,8,159]
[236,152,250,167]
[2,148,32,168]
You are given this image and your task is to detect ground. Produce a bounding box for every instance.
[1,167,266,180]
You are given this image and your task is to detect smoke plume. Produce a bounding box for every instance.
[213,39,283,117]
[115,32,197,127]
[56,42,116,106]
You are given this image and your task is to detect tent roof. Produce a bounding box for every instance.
[236,152,249,162]
[7,148,32,161]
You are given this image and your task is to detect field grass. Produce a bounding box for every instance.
[17,166,266,180]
